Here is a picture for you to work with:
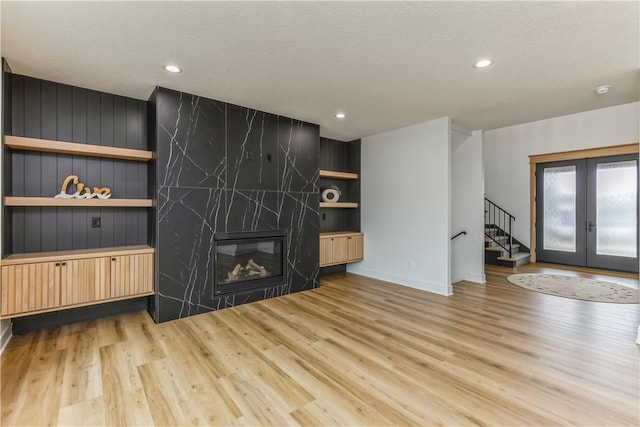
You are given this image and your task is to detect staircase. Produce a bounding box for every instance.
[485,198,530,268]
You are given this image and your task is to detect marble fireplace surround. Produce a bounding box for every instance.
[149,87,320,323]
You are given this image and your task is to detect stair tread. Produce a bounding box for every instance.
[485,244,520,251]
[498,252,531,261]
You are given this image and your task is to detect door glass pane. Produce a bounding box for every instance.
[543,165,576,252]
[596,160,637,257]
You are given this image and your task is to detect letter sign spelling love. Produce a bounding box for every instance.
[54,175,112,199]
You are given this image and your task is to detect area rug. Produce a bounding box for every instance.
[506,273,639,303]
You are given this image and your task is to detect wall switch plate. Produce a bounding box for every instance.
[92,217,101,228]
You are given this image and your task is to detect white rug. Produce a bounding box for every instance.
[507,273,639,304]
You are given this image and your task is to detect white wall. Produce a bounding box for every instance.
[348,117,452,295]
[451,129,485,284]
[484,102,639,247]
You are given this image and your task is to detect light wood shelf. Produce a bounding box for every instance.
[320,202,358,208]
[4,197,152,207]
[319,169,359,180]
[4,135,153,161]
[1,245,154,265]
[320,231,363,238]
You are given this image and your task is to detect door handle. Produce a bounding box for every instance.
[587,221,597,232]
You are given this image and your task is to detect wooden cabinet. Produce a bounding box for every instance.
[110,253,154,298]
[60,257,111,306]
[347,234,363,262]
[1,262,60,316]
[319,232,364,267]
[0,246,154,318]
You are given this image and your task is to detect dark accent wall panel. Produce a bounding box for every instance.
[319,137,361,233]
[2,60,14,256]
[227,104,278,192]
[6,74,148,253]
[151,87,320,322]
[155,88,226,189]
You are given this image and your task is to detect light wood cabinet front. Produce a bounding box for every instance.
[111,253,154,298]
[0,246,154,319]
[320,238,334,267]
[60,258,111,307]
[1,262,60,316]
[319,233,364,267]
[347,234,364,262]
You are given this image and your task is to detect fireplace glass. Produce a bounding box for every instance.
[213,230,287,296]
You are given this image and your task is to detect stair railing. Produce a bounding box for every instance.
[484,198,515,257]
[451,231,467,240]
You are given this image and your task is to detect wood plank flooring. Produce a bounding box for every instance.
[1,263,638,426]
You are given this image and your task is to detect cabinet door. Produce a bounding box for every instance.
[332,237,349,264]
[1,262,60,316]
[60,258,111,306]
[347,234,364,262]
[110,253,154,297]
[319,237,334,267]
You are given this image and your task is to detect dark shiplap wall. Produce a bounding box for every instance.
[6,74,148,254]
[319,137,361,233]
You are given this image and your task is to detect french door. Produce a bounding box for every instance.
[536,154,638,272]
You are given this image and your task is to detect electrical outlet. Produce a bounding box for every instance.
[92,217,101,228]
[322,213,326,220]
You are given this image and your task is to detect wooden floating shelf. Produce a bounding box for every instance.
[320,202,359,208]
[319,170,359,180]
[320,231,363,238]
[4,197,152,207]
[4,135,153,162]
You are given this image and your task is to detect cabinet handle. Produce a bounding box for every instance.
[55,262,60,266]
[348,237,352,239]
[111,257,116,261]
[61,262,66,266]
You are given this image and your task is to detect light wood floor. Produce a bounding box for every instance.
[1,263,638,426]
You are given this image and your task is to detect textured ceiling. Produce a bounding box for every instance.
[2,1,638,141]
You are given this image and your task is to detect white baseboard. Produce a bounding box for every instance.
[465,272,486,284]
[451,272,486,285]
[0,320,12,355]
[347,266,451,296]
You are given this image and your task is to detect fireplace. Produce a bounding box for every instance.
[213,230,288,296]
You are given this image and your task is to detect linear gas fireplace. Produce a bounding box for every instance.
[213,230,288,296]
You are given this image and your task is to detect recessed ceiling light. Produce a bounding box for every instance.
[335,112,346,119]
[595,85,611,95]
[163,64,182,73]
[473,59,493,69]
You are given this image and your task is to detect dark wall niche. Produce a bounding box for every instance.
[149,87,320,322]
[319,137,361,233]
[2,59,14,257]
[4,74,149,254]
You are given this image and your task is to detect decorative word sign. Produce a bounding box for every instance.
[54,175,112,199]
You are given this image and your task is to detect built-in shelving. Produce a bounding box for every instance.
[4,197,152,207]
[319,202,358,208]
[319,169,359,180]
[4,135,153,161]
